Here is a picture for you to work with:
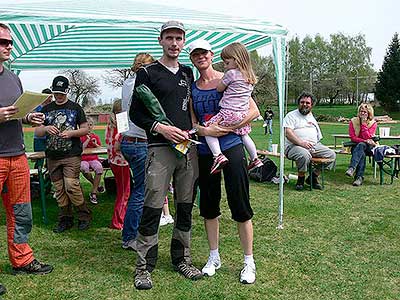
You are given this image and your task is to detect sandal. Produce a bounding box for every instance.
[89,193,98,205]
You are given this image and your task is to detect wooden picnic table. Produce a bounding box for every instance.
[26,146,108,224]
[332,134,400,149]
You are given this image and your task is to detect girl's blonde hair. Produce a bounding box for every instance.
[109,99,122,128]
[221,42,257,85]
[358,103,374,120]
[131,53,155,72]
[112,99,122,114]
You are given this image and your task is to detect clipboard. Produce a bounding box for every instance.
[11,91,50,120]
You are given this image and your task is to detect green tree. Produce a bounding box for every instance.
[375,33,400,111]
[288,33,375,105]
[250,51,276,106]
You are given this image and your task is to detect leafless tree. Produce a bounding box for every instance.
[102,69,132,89]
[62,69,100,107]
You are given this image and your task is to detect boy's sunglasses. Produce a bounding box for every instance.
[0,39,13,47]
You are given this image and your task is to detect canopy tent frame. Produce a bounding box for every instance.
[0,0,288,228]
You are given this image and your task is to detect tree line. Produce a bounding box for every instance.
[61,32,400,112]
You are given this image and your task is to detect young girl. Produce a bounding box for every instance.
[105,99,130,230]
[80,118,104,204]
[204,42,263,174]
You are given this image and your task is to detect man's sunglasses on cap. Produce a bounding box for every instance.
[0,39,13,47]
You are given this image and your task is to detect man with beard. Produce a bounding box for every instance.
[283,92,336,190]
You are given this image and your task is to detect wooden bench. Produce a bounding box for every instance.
[377,154,400,185]
[257,149,335,190]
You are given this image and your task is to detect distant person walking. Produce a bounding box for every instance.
[263,106,274,135]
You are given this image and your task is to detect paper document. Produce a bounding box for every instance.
[11,91,50,120]
[116,111,129,133]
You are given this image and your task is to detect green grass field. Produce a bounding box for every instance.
[1,109,400,300]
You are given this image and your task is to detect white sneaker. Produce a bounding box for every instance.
[160,215,174,226]
[202,256,221,276]
[164,214,174,224]
[240,262,256,284]
[159,215,168,226]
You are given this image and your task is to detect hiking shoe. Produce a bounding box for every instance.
[122,239,137,251]
[202,256,221,276]
[247,158,264,172]
[174,261,203,280]
[134,269,153,290]
[97,186,105,193]
[89,193,98,205]
[0,284,6,295]
[210,154,229,174]
[53,218,74,233]
[353,176,363,186]
[305,175,322,190]
[78,220,90,231]
[160,215,174,226]
[13,259,53,275]
[346,167,355,177]
[239,262,256,284]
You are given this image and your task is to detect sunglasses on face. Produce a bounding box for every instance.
[0,38,13,47]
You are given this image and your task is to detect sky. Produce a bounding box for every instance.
[11,0,400,102]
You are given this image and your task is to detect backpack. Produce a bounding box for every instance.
[249,157,278,182]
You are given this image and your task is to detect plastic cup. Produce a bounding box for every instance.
[379,127,390,137]
[272,144,278,154]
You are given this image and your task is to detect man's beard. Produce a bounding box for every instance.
[299,107,311,115]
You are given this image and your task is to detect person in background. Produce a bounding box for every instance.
[33,88,53,169]
[345,103,377,186]
[120,53,155,251]
[33,89,53,151]
[263,106,274,135]
[35,75,91,233]
[159,194,174,226]
[0,23,53,296]
[283,91,336,191]
[105,99,130,229]
[80,117,104,205]
[202,42,263,174]
[189,39,259,284]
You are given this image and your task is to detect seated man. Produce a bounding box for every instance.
[283,92,336,190]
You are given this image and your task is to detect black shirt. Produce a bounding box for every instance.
[41,100,87,159]
[130,61,194,146]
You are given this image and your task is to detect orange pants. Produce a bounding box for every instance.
[0,154,34,268]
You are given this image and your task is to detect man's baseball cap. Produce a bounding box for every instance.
[160,20,185,35]
[51,75,69,94]
[188,39,212,55]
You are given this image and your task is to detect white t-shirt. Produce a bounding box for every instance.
[283,109,322,148]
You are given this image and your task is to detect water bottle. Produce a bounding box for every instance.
[267,135,273,152]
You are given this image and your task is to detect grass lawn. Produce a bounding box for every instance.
[1,115,399,299]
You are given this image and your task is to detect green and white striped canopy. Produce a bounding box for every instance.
[0,0,287,69]
[0,0,289,227]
